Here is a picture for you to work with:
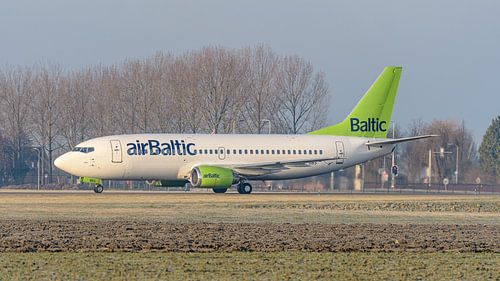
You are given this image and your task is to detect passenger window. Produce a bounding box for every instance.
[314,150,318,154]
[244,149,248,154]
[266,150,270,154]
[261,150,265,154]
[293,150,296,155]
[298,150,302,155]
[309,150,313,154]
[250,150,253,154]
[227,149,230,155]
[209,149,213,154]
[233,149,237,154]
[239,149,242,154]
[287,150,291,154]
[320,150,323,155]
[277,150,280,154]
[303,150,307,155]
[204,149,208,154]
[198,149,203,154]
[256,150,259,154]
[282,150,286,154]
[271,150,275,154]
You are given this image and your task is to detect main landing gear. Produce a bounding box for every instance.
[212,188,228,193]
[94,184,104,193]
[237,182,252,194]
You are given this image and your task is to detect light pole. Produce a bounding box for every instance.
[447,143,459,184]
[31,147,41,190]
[261,119,271,134]
[427,149,432,187]
[428,147,452,187]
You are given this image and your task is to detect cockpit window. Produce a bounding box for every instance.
[73,147,95,153]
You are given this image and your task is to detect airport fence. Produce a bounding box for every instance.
[251,182,499,194]
[2,173,499,194]
[356,182,498,195]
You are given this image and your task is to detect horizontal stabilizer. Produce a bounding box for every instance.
[365,135,438,147]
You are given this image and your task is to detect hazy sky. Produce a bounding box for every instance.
[1,0,499,142]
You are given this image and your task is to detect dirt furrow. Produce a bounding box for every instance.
[0,220,498,253]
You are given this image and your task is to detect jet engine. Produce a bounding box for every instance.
[190,165,239,188]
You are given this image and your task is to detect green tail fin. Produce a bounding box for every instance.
[309,66,402,138]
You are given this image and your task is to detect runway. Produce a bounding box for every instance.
[0,188,491,196]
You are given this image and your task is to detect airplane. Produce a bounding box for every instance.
[54,66,435,194]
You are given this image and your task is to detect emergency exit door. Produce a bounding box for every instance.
[335,141,345,164]
[110,140,123,163]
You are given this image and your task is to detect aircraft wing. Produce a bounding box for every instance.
[365,135,438,147]
[225,157,341,176]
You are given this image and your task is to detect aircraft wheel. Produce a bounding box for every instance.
[212,188,228,193]
[238,183,252,194]
[94,184,104,193]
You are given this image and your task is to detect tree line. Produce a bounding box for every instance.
[0,45,329,185]
[0,45,497,186]
[364,119,485,185]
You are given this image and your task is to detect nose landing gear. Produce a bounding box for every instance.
[78,177,104,194]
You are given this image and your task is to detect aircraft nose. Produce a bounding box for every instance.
[54,153,70,172]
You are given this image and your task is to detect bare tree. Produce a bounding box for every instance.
[147,53,176,133]
[401,119,477,183]
[178,55,204,134]
[241,45,278,134]
[31,64,64,183]
[0,66,34,183]
[196,47,247,134]
[400,118,428,182]
[57,69,95,149]
[275,55,328,134]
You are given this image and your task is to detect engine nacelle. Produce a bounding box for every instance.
[190,165,239,188]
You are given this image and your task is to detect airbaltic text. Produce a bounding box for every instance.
[127,140,196,156]
[350,118,387,132]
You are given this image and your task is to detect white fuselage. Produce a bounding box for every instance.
[54,134,393,183]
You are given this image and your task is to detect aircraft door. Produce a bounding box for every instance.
[110,140,123,163]
[218,147,226,160]
[335,141,345,164]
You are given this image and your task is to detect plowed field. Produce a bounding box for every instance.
[0,191,498,280]
[0,221,498,253]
